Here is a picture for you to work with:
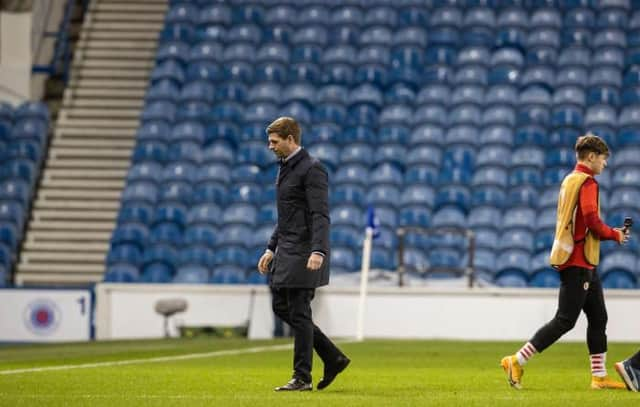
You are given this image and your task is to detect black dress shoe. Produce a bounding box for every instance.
[317,355,351,390]
[274,378,312,392]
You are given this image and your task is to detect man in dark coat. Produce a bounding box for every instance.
[258,117,350,392]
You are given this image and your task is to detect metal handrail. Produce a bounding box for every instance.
[396,226,476,288]
[32,0,87,84]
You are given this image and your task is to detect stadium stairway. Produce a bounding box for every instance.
[15,0,168,286]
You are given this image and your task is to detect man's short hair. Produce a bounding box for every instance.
[575,133,610,160]
[266,117,301,144]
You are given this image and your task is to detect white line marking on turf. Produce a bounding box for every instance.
[0,340,357,376]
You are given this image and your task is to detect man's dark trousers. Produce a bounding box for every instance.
[530,266,608,354]
[271,286,344,383]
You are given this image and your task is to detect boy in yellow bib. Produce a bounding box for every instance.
[501,134,630,390]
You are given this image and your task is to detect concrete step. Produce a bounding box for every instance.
[33,211,117,223]
[29,220,116,231]
[22,242,109,252]
[62,98,144,109]
[51,138,136,148]
[26,230,112,243]
[33,199,121,210]
[49,147,132,160]
[57,116,140,128]
[43,168,128,180]
[47,159,130,170]
[15,271,104,286]
[72,59,154,70]
[75,40,157,51]
[34,199,121,211]
[38,188,123,200]
[75,48,156,61]
[87,21,164,32]
[70,67,150,79]
[21,251,107,263]
[40,179,125,189]
[56,127,136,138]
[90,3,167,13]
[68,78,149,89]
[65,87,146,99]
[80,30,160,40]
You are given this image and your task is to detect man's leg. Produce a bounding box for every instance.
[529,267,591,352]
[286,288,315,384]
[615,349,640,392]
[583,271,625,389]
[501,267,589,389]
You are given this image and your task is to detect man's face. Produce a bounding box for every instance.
[268,133,296,159]
[589,152,609,175]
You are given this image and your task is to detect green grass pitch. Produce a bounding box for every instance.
[0,338,638,406]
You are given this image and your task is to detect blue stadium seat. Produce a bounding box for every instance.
[331,205,363,228]
[468,207,502,229]
[399,206,431,228]
[405,164,438,185]
[331,225,361,249]
[340,143,374,166]
[618,129,640,147]
[495,249,531,286]
[159,182,192,206]
[156,41,189,66]
[332,247,357,271]
[117,203,153,227]
[0,180,30,208]
[602,270,637,289]
[202,142,234,166]
[435,186,471,213]
[431,207,466,229]
[150,61,184,86]
[222,203,257,226]
[536,208,557,230]
[166,3,197,24]
[610,188,640,211]
[508,185,539,208]
[211,266,247,284]
[367,185,400,209]
[341,125,376,145]
[237,142,272,167]
[227,180,261,203]
[0,224,18,251]
[15,101,49,122]
[107,244,143,268]
[413,104,448,127]
[332,184,366,206]
[451,85,483,106]
[499,229,534,252]
[141,245,178,283]
[409,125,445,145]
[478,125,513,146]
[472,186,506,208]
[104,264,139,283]
[186,204,220,227]
[613,168,640,188]
[0,201,24,228]
[1,159,36,186]
[137,121,169,143]
[370,163,403,186]
[374,144,407,169]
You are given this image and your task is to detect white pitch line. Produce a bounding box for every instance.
[0,340,357,376]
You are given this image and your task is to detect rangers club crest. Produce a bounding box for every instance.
[23,299,61,336]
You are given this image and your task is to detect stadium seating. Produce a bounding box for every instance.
[103,1,640,287]
[0,102,49,285]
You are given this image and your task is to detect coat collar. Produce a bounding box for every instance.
[277,148,308,185]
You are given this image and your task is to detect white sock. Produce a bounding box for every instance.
[591,353,607,377]
[516,342,537,366]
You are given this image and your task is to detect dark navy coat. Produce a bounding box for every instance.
[268,148,330,288]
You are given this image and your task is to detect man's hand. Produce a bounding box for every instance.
[614,228,630,244]
[258,251,273,274]
[306,253,324,271]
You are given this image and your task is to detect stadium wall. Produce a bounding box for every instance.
[0,10,31,103]
[95,284,640,342]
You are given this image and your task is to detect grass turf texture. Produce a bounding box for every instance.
[0,338,638,406]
